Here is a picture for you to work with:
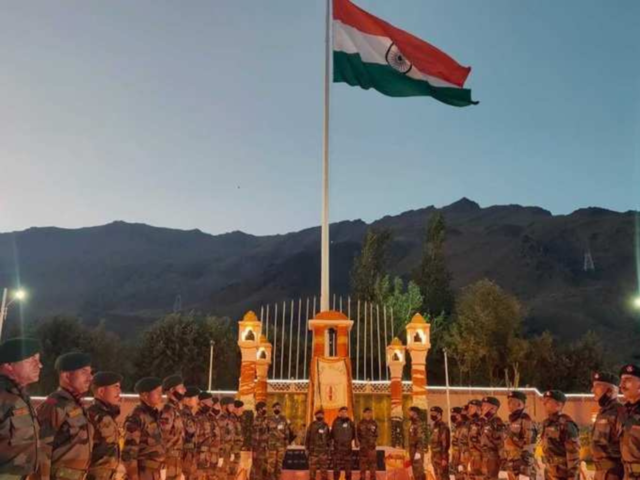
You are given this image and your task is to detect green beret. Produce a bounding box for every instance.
[162,374,184,391]
[483,396,501,408]
[620,364,640,379]
[544,390,567,403]
[256,401,267,410]
[508,391,527,403]
[184,386,200,398]
[234,400,244,408]
[0,337,40,364]
[430,406,443,414]
[135,377,162,394]
[451,407,463,414]
[592,371,619,386]
[198,391,213,401]
[55,352,91,372]
[220,396,234,406]
[468,399,482,407]
[92,371,123,388]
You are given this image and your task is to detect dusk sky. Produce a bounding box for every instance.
[2,1,639,236]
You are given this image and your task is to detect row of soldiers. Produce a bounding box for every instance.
[421,366,640,480]
[0,338,293,480]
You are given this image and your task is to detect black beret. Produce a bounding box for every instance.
[482,396,501,408]
[430,406,443,414]
[198,391,213,401]
[468,400,482,407]
[339,406,348,412]
[211,397,220,405]
[409,406,421,414]
[0,337,40,364]
[451,407,463,414]
[508,391,527,403]
[256,401,267,410]
[135,377,162,394]
[315,408,324,414]
[544,390,567,403]
[363,407,372,413]
[55,352,91,372]
[162,374,184,391]
[92,371,123,388]
[233,400,244,408]
[184,386,200,398]
[620,364,640,379]
[592,371,620,386]
[220,396,234,406]
[272,402,281,408]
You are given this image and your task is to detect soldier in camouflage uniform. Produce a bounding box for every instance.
[459,404,473,480]
[198,392,221,480]
[122,377,166,480]
[356,407,378,480]
[160,375,186,480]
[619,364,640,480]
[0,337,42,479]
[37,352,94,480]
[409,406,426,480]
[480,397,505,480]
[195,390,213,480]
[450,407,465,480]
[429,407,451,480]
[228,401,245,480]
[504,391,537,480]
[540,390,580,480]
[467,400,485,480]
[266,402,291,480]
[181,389,199,480]
[251,402,269,480]
[87,372,123,480]
[217,398,236,480]
[306,409,331,480]
[591,372,625,480]
[331,406,356,480]
[182,387,207,480]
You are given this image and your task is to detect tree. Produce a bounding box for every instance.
[374,275,423,333]
[413,212,454,317]
[350,228,392,302]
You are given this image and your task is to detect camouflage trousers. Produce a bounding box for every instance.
[432,453,450,480]
[165,453,184,480]
[251,452,269,480]
[468,451,483,480]
[481,452,500,480]
[359,448,377,480]
[267,447,286,480]
[409,448,425,480]
[309,452,329,480]
[506,457,533,480]
[333,448,353,480]
[227,452,241,480]
[184,451,199,480]
[593,461,624,480]
[139,467,163,480]
[86,467,117,480]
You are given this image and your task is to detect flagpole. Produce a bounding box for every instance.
[320,0,331,312]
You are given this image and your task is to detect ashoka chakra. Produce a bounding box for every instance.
[385,43,412,74]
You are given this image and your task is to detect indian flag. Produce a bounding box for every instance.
[333,0,477,107]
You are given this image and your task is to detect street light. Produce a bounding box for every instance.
[633,296,640,310]
[0,288,27,341]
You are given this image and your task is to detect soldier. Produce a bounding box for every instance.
[194,390,213,480]
[122,377,166,480]
[356,407,378,480]
[504,391,537,480]
[160,375,186,480]
[184,387,208,480]
[0,337,42,479]
[229,400,245,480]
[306,409,331,480]
[182,388,199,480]
[37,352,94,480]
[211,398,221,418]
[408,406,426,480]
[331,406,356,480]
[217,398,236,480]
[619,364,640,480]
[198,392,221,480]
[459,404,473,480]
[87,372,123,480]
[480,396,505,480]
[540,390,580,480]
[591,372,625,480]
[450,407,465,480]
[251,401,269,480]
[266,402,291,480]
[468,400,485,480]
[429,406,451,480]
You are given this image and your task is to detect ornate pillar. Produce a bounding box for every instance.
[406,313,431,411]
[237,311,262,412]
[255,335,272,404]
[386,337,406,448]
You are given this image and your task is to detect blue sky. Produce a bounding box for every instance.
[1,0,639,235]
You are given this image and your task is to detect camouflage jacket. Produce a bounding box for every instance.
[218,412,235,463]
[481,414,505,457]
[356,419,378,451]
[0,374,40,476]
[181,407,197,454]
[504,409,537,462]
[469,416,486,454]
[456,418,471,453]
[232,414,243,455]
[36,388,93,480]
[621,401,640,466]
[541,413,580,478]
[122,402,165,476]
[305,420,331,454]
[408,419,425,452]
[159,398,184,456]
[451,420,465,451]
[252,414,269,454]
[86,399,121,474]
[195,409,212,468]
[591,397,625,464]
[206,409,221,461]
[331,418,356,450]
[267,414,291,450]
[429,419,450,455]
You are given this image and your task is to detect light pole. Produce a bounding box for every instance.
[0,288,27,341]
[633,295,640,310]
[208,340,215,391]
